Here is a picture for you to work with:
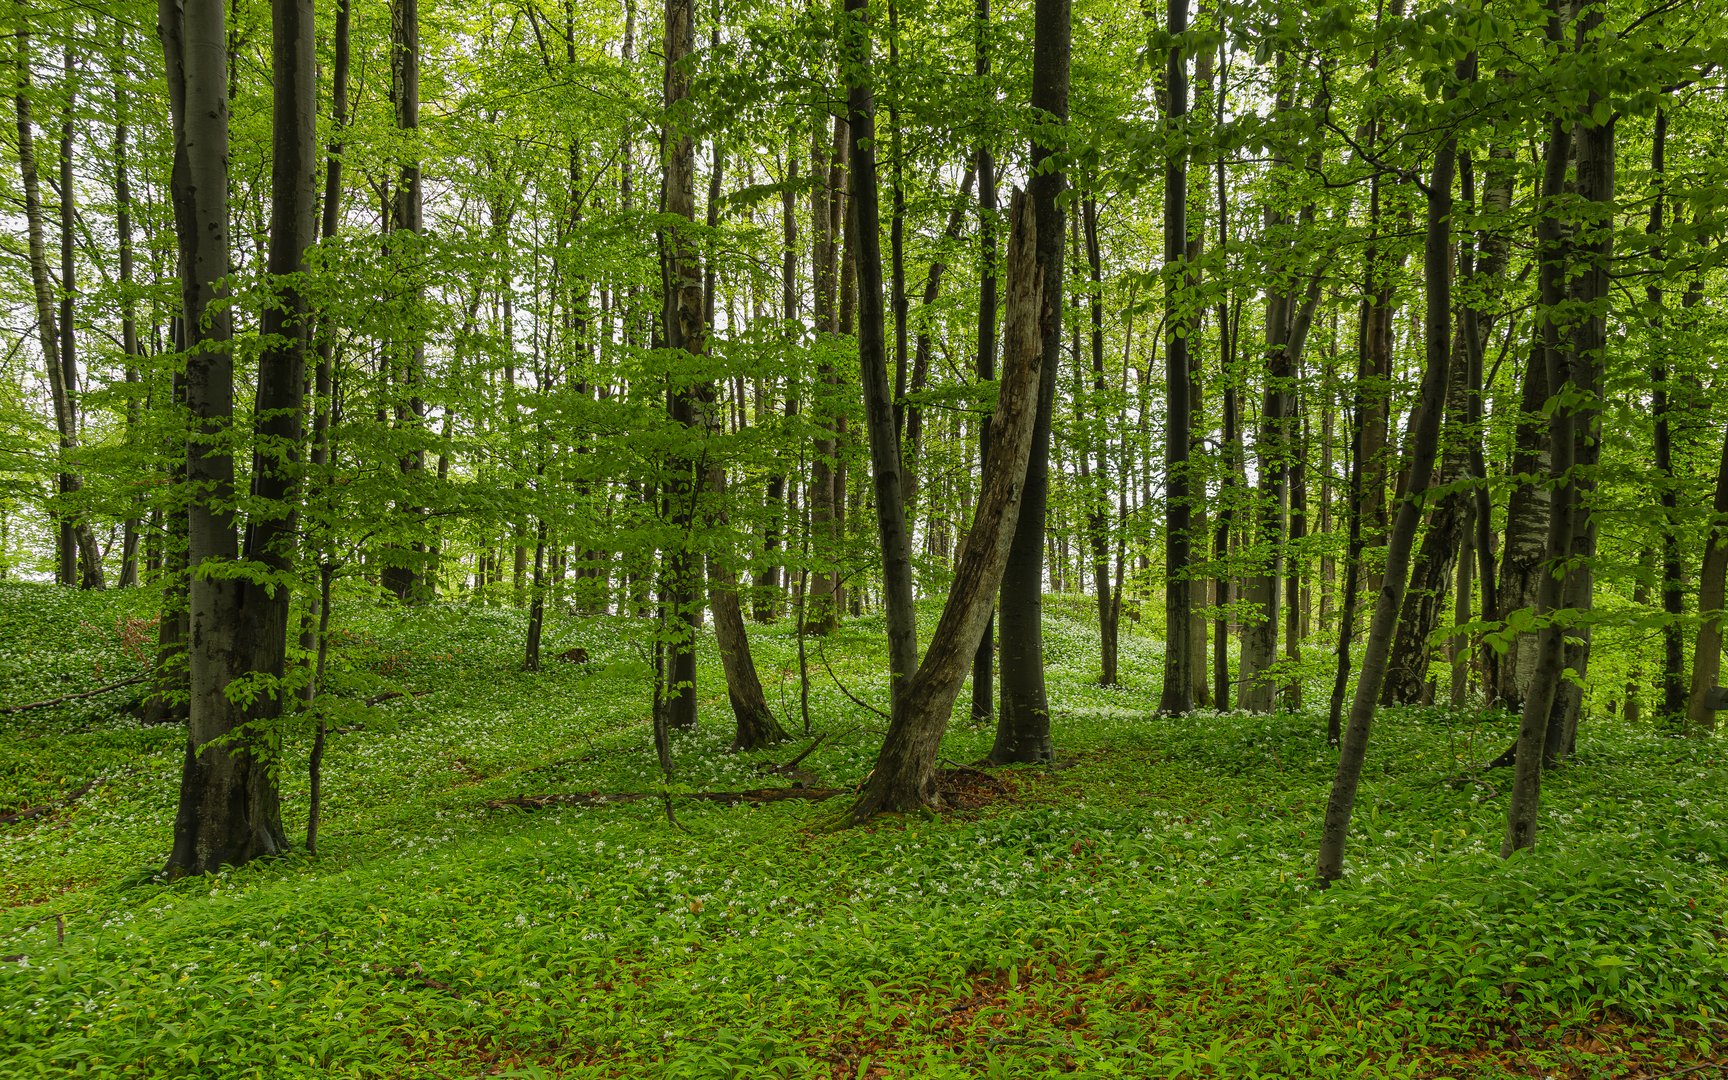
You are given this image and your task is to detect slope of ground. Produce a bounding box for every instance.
[1,582,1725,1078]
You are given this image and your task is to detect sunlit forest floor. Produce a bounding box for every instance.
[2,580,1725,1078]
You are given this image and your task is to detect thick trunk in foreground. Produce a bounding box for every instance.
[166,0,314,874]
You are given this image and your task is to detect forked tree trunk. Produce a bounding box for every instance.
[849,193,1045,822]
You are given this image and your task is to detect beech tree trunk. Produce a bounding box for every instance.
[14,21,101,589]
[165,0,314,874]
[1156,0,1192,714]
[992,0,1067,765]
[1684,422,1728,734]
[1318,103,1456,885]
[850,192,1046,821]
[969,0,997,727]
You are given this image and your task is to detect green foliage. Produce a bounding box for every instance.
[3,585,1724,1077]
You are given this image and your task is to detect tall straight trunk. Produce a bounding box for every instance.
[805,113,846,633]
[969,0,997,727]
[1157,0,1192,713]
[1685,423,1728,733]
[1317,103,1456,885]
[1648,109,1688,723]
[842,14,918,697]
[1081,196,1117,686]
[1504,0,1595,849]
[992,0,1068,765]
[850,192,1046,821]
[381,0,427,603]
[114,65,143,588]
[1210,42,1237,710]
[165,0,313,873]
[1283,401,1306,708]
[57,51,103,588]
[299,0,350,700]
[1541,80,1614,767]
[902,167,976,513]
[755,140,799,622]
[13,19,100,589]
[659,0,705,730]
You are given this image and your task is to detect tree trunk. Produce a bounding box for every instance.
[969,0,997,727]
[992,0,1067,765]
[1504,2,1603,849]
[843,0,917,700]
[1648,108,1688,724]
[1685,421,1728,734]
[165,0,313,874]
[13,21,100,589]
[849,192,1046,821]
[659,0,705,730]
[1317,103,1456,885]
[1157,0,1191,712]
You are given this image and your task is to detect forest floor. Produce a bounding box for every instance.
[1,579,1725,1079]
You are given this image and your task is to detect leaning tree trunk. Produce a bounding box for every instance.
[1317,104,1456,886]
[849,192,1046,822]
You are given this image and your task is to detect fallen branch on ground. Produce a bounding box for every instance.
[364,689,431,707]
[0,777,104,826]
[487,786,852,812]
[0,676,144,716]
